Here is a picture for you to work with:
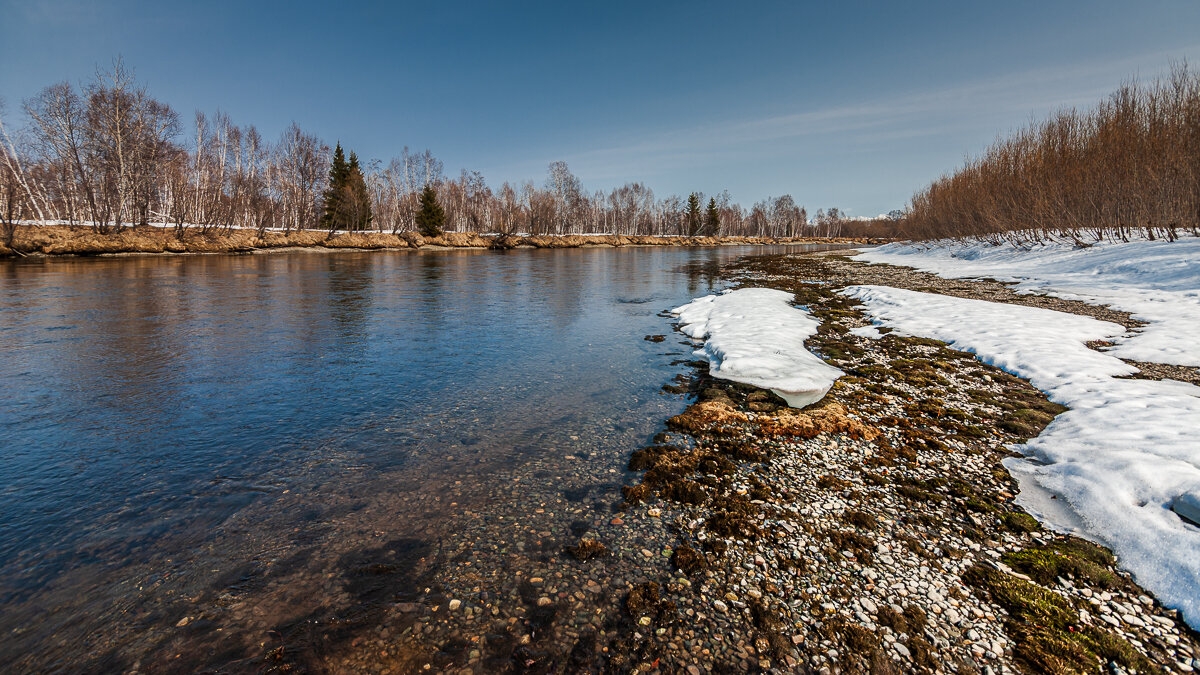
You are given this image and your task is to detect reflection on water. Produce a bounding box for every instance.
[0,244,837,670]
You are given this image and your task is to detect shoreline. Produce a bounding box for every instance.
[0,224,882,259]
[598,250,1200,672]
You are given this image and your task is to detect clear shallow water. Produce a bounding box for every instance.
[0,245,832,669]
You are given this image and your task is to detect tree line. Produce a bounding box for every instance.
[0,60,886,246]
[899,64,1200,243]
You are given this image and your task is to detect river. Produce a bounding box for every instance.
[0,244,836,671]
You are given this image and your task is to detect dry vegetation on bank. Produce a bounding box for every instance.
[0,223,879,258]
[900,65,1200,244]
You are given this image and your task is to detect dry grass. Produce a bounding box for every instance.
[0,224,869,257]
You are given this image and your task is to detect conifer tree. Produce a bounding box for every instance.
[322,143,348,231]
[415,184,445,237]
[346,151,372,231]
[704,197,721,237]
[685,192,702,237]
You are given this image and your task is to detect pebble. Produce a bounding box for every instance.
[447,599,461,611]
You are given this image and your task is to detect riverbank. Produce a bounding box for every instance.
[0,224,879,258]
[598,250,1200,673]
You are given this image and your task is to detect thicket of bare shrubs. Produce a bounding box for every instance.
[901,65,1200,244]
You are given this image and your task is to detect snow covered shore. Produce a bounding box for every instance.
[856,237,1200,367]
[842,279,1200,628]
[672,288,843,407]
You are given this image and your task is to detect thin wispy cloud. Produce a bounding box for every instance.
[498,45,1199,192]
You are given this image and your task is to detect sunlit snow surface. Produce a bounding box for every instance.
[842,284,1200,629]
[672,288,843,407]
[857,237,1200,366]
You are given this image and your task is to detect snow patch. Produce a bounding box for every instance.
[856,237,1200,366]
[842,284,1200,629]
[672,288,843,407]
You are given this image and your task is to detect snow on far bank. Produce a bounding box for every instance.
[842,284,1200,629]
[672,288,843,408]
[856,237,1200,367]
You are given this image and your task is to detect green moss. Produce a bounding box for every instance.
[897,485,938,503]
[999,407,1062,437]
[963,564,1152,675]
[905,337,949,349]
[963,564,1075,629]
[1002,540,1125,590]
[964,497,997,514]
[1002,512,1042,533]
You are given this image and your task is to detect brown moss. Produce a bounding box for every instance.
[827,529,875,564]
[621,483,653,505]
[564,539,609,561]
[697,452,737,476]
[666,401,749,434]
[757,402,880,440]
[817,475,851,491]
[705,493,762,539]
[843,509,878,531]
[659,479,707,505]
[628,445,677,471]
[670,546,707,574]
[626,582,660,617]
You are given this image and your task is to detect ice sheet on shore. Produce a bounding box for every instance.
[842,284,1200,629]
[855,237,1200,367]
[672,288,843,407]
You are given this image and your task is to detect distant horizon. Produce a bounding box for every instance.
[2,0,1198,216]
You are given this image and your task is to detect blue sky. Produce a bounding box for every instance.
[2,0,1198,216]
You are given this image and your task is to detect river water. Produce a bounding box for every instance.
[0,244,834,671]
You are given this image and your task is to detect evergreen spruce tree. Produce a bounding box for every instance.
[685,192,702,237]
[322,143,349,231]
[415,184,445,238]
[346,151,373,231]
[704,197,721,237]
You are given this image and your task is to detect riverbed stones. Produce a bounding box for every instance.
[315,249,1200,674]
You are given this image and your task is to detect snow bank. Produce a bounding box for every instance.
[856,237,1200,366]
[842,285,1200,628]
[672,288,843,407]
